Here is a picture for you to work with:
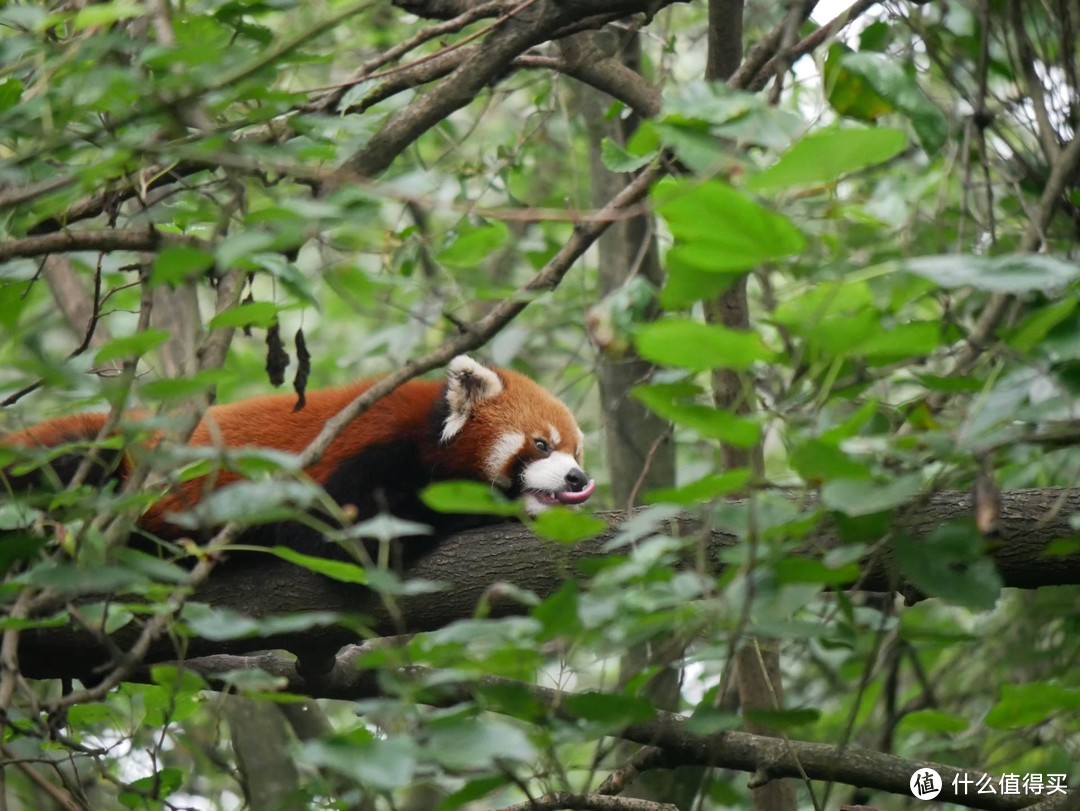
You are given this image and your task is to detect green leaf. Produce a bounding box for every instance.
[437,222,509,269]
[824,43,893,123]
[138,369,231,402]
[181,604,340,640]
[530,508,606,544]
[18,562,150,595]
[635,318,775,371]
[821,474,922,516]
[600,138,657,172]
[743,707,820,730]
[633,384,760,447]
[73,1,144,30]
[897,709,969,734]
[984,683,1080,729]
[774,558,860,586]
[656,179,805,272]
[748,127,907,192]
[644,470,750,505]
[562,692,654,727]
[895,521,1003,611]
[1007,297,1077,353]
[151,246,215,287]
[168,480,323,528]
[94,329,170,363]
[300,737,416,792]
[660,249,740,308]
[427,717,536,771]
[264,546,367,584]
[790,440,871,484]
[421,481,519,517]
[859,321,940,362]
[901,254,1080,293]
[839,52,949,152]
[0,78,23,114]
[208,301,280,329]
[120,767,184,806]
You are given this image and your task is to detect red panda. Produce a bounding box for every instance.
[2,355,594,559]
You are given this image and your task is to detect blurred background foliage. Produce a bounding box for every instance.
[0,0,1078,809]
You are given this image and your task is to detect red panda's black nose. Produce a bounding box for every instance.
[565,468,589,492]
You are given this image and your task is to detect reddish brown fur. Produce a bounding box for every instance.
[3,366,584,539]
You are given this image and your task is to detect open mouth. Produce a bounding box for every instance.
[527,479,596,507]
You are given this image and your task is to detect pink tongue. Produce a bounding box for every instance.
[556,479,595,505]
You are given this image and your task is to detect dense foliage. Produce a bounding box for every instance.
[0,1,1078,809]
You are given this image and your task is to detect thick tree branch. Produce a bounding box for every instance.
[14,488,1080,680]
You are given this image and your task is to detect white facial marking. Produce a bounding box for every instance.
[523,451,580,494]
[549,424,561,447]
[523,493,547,517]
[485,432,525,483]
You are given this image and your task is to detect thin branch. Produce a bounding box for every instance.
[168,647,1054,811]
[498,793,678,811]
[0,229,204,263]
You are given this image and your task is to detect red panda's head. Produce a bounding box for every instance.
[438,355,594,515]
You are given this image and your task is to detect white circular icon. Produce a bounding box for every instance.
[910,768,942,800]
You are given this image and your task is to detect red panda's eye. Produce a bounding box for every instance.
[534,438,550,454]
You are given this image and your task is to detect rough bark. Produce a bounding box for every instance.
[14,488,1080,681]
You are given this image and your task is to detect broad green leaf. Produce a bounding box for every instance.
[859,321,941,362]
[895,521,1003,611]
[563,692,654,727]
[427,717,536,771]
[169,480,323,527]
[300,737,416,792]
[645,469,750,505]
[1007,297,1077,352]
[660,248,741,308]
[744,708,820,730]
[840,52,949,152]
[151,245,215,287]
[633,384,760,446]
[656,179,805,271]
[774,558,860,586]
[984,683,1080,729]
[0,78,23,114]
[824,43,893,122]
[437,222,509,269]
[264,545,367,584]
[898,709,969,734]
[790,440,871,484]
[73,1,144,30]
[421,481,519,517]
[139,369,231,402]
[902,254,1080,292]
[208,301,280,329]
[635,318,775,371]
[533,582,581,637]
[182,603,340,640]
[600,138,657,172]
[94,329,170,363]
[773,280,874,330]
[18,562,150,595]
[119,767,184,806]
[530,508,606,544]
[748,127,907,192]
[821,474,922,516]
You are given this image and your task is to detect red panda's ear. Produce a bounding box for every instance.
[441,355,504,441]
